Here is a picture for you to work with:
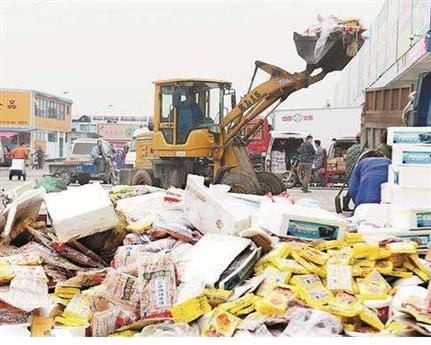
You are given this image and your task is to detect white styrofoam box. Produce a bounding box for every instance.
[381,183,431,208]
[44,182,118,243]
[183,175,255,235]
[352,203,391,227]
[392,145,431,167]
[387,126,431,145]
[257,201,346,240]
[358,226,431,251]
[389,164,431,189]
[389,205,431,229]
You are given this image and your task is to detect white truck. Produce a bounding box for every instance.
[270,107,362,149]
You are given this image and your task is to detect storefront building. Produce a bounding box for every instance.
[333,0,431,107]
[0,89,72,159]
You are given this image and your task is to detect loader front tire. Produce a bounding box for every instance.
[256,171,286,195]
[221,172,261,195]
[131,169,153,186]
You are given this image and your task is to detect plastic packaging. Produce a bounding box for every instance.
[138,252,176,319]
[283,307,342,336]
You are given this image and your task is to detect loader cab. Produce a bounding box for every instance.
[153,79,233,156]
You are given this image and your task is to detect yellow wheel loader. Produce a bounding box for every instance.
[131,30,363,194]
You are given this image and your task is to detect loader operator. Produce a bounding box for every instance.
[177,90,204,144]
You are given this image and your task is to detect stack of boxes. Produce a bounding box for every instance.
[380,126,431,254]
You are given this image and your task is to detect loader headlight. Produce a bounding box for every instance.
[209,125,221,135]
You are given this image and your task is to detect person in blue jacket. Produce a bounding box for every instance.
[177,91,204,144]
[348,150,391,210]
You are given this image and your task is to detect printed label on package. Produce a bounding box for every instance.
[402,151,431,165]
[393,132,431,144]
[394,171,400,185]
[287,220,339,240]
[417,212,431,228]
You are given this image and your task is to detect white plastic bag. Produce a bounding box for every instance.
[314,15,338,60]
[283,307,342,337]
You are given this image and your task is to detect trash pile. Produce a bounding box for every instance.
[0,129,430,337]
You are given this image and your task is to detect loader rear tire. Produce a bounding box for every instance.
[221,172,261,194]
[256,171,286,195]
[131,169,153,186]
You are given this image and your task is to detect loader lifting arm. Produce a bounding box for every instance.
[211,60,328,169]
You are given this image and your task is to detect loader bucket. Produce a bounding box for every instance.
[294,31,361,72]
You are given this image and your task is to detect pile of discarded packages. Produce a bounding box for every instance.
[0,127,430,337]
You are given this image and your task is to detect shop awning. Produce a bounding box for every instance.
[0,131,18,138]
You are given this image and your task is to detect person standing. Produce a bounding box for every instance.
[312,139,326,171]
[35,146,45,169]
[298,135,316,193]
[90,140,106,174]
[11,143,29,160]
[345,134,361,176]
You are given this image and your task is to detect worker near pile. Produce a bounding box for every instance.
[91,140,106,174]
[345,133,361,175]
[377,130,392,159]
[177,90,204,144]
[34,146,45,169]
[298,135,316,193]
[348,150,391,210]
[11,143,29,160]
[312,139,326,171]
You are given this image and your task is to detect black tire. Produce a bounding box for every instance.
[131,169,153,186]
[23,174,26,181]
[77,173,91,185]
[221,172,261,194]
[58,169,72,185]
[256,171,286,195]
[282,170,298,189]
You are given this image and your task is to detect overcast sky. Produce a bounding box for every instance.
[1,0,384,117]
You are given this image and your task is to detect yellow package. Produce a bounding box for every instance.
[388,254,407,268]
[171,295,212,323]
[357,279,388,300]
[352,243,379,259]
[54,285,81,300]
[219,293,256,315]
[403,261,430,282]
[300,247,328,266]
[326,264,353,291]
[275,243,293,259]
[61,293,92,325]
[344,233,365,244]
[351,279,359,294]
[204,288,232,307]
[386,320,406,333]
[407,255,431,280]
[384,268,413,279]
[126,215,153,233]
[54,316,88,327]
[290,274,333,308]
[201,308,241,337]
[386,241,417,254]
[322,292,363,317]
[327,247,353,265]
[355,259,375,268]
[359,307,385,331]
[365,270,391,292]
[352,265,364,277]
[270,257,308,274]
[314,240,344,251]
[375,260,393,275]
[255,267,291,297]
[0,265,15,283]
[255,284,296,317]
[369,248,391,261]
[31,316,54,337]
[291,251,324,277]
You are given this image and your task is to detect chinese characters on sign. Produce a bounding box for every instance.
[281,113,314,122]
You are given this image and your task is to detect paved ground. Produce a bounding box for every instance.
[1,166,340,212]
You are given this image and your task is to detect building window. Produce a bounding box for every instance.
[48,132,57,142]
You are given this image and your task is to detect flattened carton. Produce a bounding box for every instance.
[44,182,118,243]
